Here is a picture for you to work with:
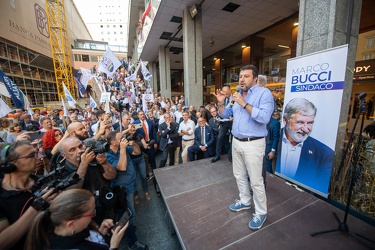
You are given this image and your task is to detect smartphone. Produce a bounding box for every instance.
[115,208,132,229]
[29,131,43,141]
[133,123,143,130]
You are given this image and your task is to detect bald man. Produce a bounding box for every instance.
[67,122,89,141]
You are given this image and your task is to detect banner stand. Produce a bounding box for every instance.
[310,93,374,249]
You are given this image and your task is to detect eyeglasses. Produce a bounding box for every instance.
[54,133,63,137]
[81,208,96,218]
[16,151,44,160]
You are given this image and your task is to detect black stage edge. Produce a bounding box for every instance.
[154,155,375,250]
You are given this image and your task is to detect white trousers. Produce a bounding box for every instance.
[232,137,267,215]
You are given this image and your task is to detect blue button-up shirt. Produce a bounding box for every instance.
[106,146,136,193]
[220,84,274,138]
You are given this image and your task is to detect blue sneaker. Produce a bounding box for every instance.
[229,199,251,212]
[249,213,266,230]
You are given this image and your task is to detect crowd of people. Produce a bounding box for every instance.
[0,64,283,249]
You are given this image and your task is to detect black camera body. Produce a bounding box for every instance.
[32,165,82,198]
[83,138,110,155]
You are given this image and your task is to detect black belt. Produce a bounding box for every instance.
[234,136,264,142]
[182,139,193,141]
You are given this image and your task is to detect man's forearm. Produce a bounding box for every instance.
[117,149,127,171]
[101,161,116,180]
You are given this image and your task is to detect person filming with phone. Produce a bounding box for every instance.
[26,189,128,250]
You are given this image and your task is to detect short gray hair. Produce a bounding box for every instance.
[257,75,267,87]
[58,137,80,154]
[284,98,317,119]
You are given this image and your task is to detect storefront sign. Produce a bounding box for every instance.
[353,59,375,81]
[275,45,348,197]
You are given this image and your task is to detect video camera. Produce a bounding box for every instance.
[32,164,82,198]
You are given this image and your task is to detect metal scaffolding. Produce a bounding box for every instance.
[46,0,76,100]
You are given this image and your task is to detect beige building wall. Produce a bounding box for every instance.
[0,0,91,57]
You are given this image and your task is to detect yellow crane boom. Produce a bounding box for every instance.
[46,0,76,101]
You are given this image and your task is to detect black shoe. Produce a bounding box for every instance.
[129,241,149,250]
[211,157,220,163]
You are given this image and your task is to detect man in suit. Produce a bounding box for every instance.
[158,113,179,168]
[133,110,157,171]
[276,98,334,194]
[19,114,39,130]
[188,117,216,161]
[264,110,281,173]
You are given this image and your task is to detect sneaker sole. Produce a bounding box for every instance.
[249,216,266,230]
[229,205,251,212]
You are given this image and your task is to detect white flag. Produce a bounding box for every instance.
[80,67,92,88]
[142,94,154,112]
[104,98,110,114]
[125,71,137,82]
[63,82,77,108]
[98,47,121,77]
[0,98,13,117]
[90,95,98,109]
[140,60,152,80]
[61,96,69,116]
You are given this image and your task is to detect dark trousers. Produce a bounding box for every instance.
[188,145,214,161]
[215,122,231,158]
[142,147,156,170]
[159,143,176,168]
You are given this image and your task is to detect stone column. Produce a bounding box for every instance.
[147,62,158,93]
[158,45,171,98]
[183,7,203,108]
[297,0,362,162]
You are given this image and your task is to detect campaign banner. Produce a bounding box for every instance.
[90,95,98,109]
[275,45,348,197]
[80,67,92,88]
[100,92,111,103]
[140,60,152,80]
[98,47,121,77]
[142,93,154,112]
[63,82,77,108]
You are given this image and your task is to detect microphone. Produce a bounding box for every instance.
[230,85,241,107]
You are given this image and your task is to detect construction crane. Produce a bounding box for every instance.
[45,0,76,101]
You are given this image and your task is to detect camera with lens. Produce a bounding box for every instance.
[83,138,110,155]
[26,124,40,132]
[32,165,82,198]
[123,133,138,141]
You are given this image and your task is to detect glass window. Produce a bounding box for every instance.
[90,55,98,62]
[366,36,375,48]
[74,54,82,61]
[82,55,89,62]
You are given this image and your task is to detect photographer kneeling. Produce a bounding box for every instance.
[0,141,55,250]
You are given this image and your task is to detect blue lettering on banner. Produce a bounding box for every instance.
[291,81,344,92]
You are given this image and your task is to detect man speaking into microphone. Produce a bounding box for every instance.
[213,64,274,230]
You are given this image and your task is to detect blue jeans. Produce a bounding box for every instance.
[132,155,148,194]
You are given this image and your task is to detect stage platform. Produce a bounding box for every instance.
[154,155,375,250]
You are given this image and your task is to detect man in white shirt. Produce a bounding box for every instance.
[174,104,183,123]
[178,111,196,163]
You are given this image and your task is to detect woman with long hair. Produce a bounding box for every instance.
[26,189,127,250]
[6,123,23,144]
[41,129,63,160]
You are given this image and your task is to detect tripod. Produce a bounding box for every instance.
[310,92,374,249]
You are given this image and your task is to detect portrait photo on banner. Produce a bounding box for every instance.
[275,45,348,197]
